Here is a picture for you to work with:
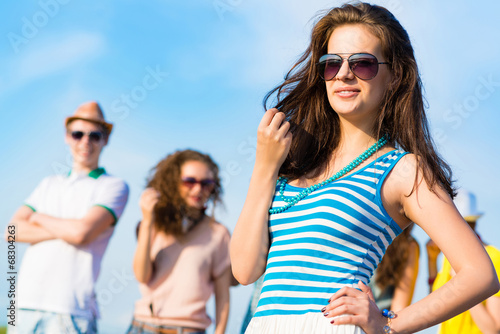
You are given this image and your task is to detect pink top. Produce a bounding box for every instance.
[133,219,231,329]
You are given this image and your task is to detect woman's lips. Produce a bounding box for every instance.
[334,87,360,98]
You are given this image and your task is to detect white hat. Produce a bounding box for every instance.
[454,188,483,222]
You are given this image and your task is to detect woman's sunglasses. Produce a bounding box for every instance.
[181,177,216,191]
[70,131,104,142]
[318,53,389,81]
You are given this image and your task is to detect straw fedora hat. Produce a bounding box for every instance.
[65,101,113,135]
[454,188,483,222]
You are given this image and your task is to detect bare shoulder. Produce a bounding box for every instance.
[208,218,231,236]
[383,152,445,209]
[398,160,456,233]
[387,152,418,193]
[380,153,418,228]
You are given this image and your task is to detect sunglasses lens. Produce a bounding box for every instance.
[349,54,378,80]
[200,180,215,190]
[71,131,103,142]
[182,178,197,188]
[318,54,383,81]
[71,131,84,140]
[88,132,103,142]
[319,55,341,81]
[181,178,215,191]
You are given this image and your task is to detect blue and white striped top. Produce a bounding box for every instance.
[254,149,407,318]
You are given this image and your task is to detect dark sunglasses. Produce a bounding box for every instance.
[70,131,104,142]
[318,53,390,81]
[181,177,216,190]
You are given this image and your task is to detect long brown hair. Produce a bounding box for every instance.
[263,2,453,196]
[146,149,222,236]
[376,225,419,291]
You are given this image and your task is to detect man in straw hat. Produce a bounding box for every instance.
[427,188,500,333]
[5,101,129,333]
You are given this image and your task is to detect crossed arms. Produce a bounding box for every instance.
[4,205,115,246]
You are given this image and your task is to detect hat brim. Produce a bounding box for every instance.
[65,116,113,134]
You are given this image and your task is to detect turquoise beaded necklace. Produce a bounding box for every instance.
[269,134,389,215]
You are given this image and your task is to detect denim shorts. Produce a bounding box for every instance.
[126,318,206,334]
[13,309,97,334]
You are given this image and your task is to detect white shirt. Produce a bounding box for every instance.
[18,168,129,319]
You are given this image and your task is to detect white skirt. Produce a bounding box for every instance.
[245,313,366,334]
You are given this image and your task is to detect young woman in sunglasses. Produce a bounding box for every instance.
[231,3,499,334]
[127,149,232,334]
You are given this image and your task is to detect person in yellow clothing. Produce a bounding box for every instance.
[427,188,500,334]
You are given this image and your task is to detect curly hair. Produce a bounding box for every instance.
[376,225,419,291]
[263,2,453,197]
[146,149,222,236]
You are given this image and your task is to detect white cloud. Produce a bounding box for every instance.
[9,31,106,88]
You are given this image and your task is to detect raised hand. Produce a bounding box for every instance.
[256,108,293,175]
[139,187,160,223]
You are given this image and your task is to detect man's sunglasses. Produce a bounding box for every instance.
[318,53,390,81]
[181,177,216,190]
[70,131,104,142]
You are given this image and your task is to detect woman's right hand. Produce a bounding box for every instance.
[140,188,160,223]
[134,188,159,284]
[256,108,293,174]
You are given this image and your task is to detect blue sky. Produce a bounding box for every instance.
[1,1,500,333]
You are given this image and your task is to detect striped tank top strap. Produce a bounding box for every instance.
[373,149,409,194]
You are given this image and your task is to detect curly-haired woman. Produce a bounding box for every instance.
[127,149,231,334]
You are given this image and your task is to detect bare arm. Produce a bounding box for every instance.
[132,188,159,284]
[30,205,115,245]
[324,155,500,334]
[469,295,500,334]
[214,267,231,334]
[388,158,499,333]
[5,206,55,244]
[230,109,292,285]
[391,240,420,312]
